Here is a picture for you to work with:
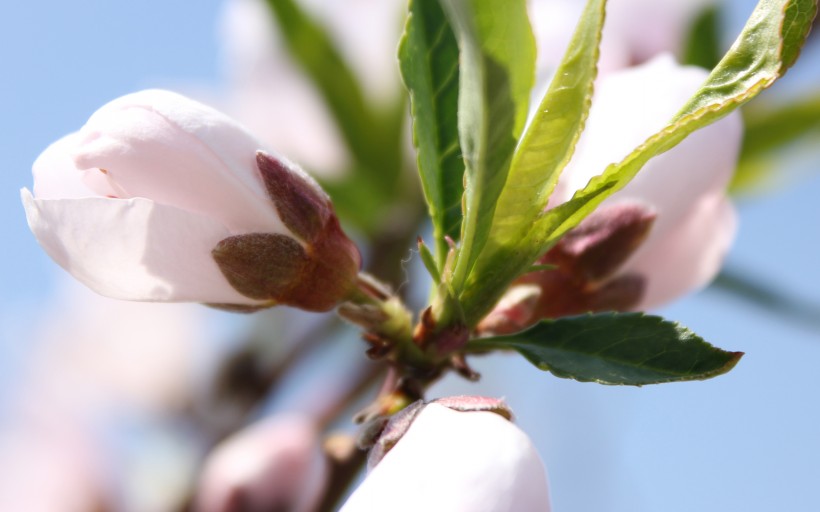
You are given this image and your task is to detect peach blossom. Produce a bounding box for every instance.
[22,89,360,310]
[552,54,740,309]
[341,403,551,512]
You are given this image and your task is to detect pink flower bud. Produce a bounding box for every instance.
[341,402,551,512]
[21,89,360,310]
[551,55,740,311]
[195,414,328,512]
[549,203,656,284]
[476,284,542,334]
[482,56,739,330]
[481,204,655,332]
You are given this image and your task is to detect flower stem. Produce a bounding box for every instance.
[340,273,430,369]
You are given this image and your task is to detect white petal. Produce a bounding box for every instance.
[22,189,258,304]
[621,194,737,309]
[72,89,287,234]
[341,404,551,512]
[32,133,106,199]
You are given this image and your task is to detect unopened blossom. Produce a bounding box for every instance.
[22,89,360,311]
[483,55,740,331]
[195,414,328,512]
[554,54,740,309]
[341,402,551,512]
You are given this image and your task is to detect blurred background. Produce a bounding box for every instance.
[1,0,819,511]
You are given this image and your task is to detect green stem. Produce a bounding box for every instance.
[341,274,430,369]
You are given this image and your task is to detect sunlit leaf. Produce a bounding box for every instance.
[399,0,464,265]
[536,0,817,262]
[439,0,536,298]
[418,237,442,284]
[469,313,743,385]
[457,0,606,325]
[453,0,816,327]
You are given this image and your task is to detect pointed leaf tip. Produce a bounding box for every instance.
[469,312,743,386]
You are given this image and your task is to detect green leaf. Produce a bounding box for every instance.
[456,0,606,325]
[742,94,820,156]
[469,313,743,385]
[732,93,820,194]
[265,0,404,197]
[399,0,464,266]
[683,5,723,70]
[440,0,536,295]
[418,237,442,284]
[536,0,817,257]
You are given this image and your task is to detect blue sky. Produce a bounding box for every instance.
[2,1,819,511]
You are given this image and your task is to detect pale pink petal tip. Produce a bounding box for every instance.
[341,404,551,512]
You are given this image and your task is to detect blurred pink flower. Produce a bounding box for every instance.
[530,0,715,77]
[0,412,109,512]
[219,0,406,177]
[25,278,206,415]
[341,403,551,512]
[0,277,223,511]
[22,89,360,310]
[195,414,328,512]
